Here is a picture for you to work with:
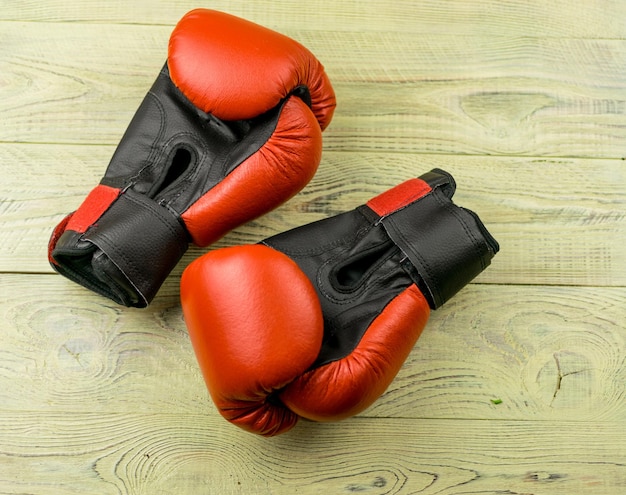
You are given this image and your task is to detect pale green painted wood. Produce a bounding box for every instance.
[0,1,625,493]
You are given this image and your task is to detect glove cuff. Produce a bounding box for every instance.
[51,188,189,307]
[369,169,499,309]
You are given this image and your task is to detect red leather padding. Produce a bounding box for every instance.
[180,245,325,436]
[279,284,431,421]
[181,96,322,246]
[168,9,336,129]
[366,178,432,217]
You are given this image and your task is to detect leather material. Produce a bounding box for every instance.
[180,168,499,435]
[181,95,322,246]
[373,178,499,308]
[280,284,430,421]
[48,9,336,307]
[181,245,324,436]
[262,206,416,368]
[168,9,335,128]
[53,188,188,307]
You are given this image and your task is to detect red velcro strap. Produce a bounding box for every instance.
[66,184,120,233]
[366,178,432,217]
[48,212,73,265]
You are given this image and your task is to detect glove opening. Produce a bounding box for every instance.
[148,147,194,198]
[332,239,397,291]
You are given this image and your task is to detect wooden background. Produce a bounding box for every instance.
[1,1,625,493]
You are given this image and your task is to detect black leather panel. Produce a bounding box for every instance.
[263,168,499,367]
[101,64,285,215]
[379,187,499,308]
[264,208,414,368]
[53,189,188,307]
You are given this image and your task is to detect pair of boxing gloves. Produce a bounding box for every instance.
[48,9,499,436]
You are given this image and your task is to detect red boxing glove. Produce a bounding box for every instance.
[48,9,336,307]
[181,169,499,435]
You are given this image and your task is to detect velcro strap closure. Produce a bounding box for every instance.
[379,183,498,309]
[53,188,188,307]
[85,188,189,306]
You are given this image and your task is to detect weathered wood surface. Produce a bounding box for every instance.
[2,144,625,286]
[2,276,625,421]
[1,412,624,494]
[1,0,625,493]
[3,0,626,38]
[3,21,626,158]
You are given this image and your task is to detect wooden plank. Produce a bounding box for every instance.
[2,143,624,286]
[377,284,626,423]
[2,274,624,422]
[2,22,625,158]
[2,3,624,494]
[0,412,624,494]
[2,0,626,38]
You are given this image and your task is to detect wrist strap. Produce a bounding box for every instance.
[52,188,188,307]
[378,174,499,309]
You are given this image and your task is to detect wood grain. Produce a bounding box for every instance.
[2,22,625,158]
[3,0,626,38]
[2,274,624,423]
[1,1,625,493]
[2,143,624,286]
[380,284,626,422]
[0,412,624,494]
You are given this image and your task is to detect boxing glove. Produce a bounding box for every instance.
[48,9,336,307]
[181,169,499,435]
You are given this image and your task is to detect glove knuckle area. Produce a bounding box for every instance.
[180,245,324,432]
[280,285,430,421]
[247,96,322,192]
[216,398,299,437]
[168,9,335,122]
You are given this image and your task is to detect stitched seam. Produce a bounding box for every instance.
[316,244,400,305]
[383,218,442,307]
[267,221,373,258]
[125,91,167,187]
